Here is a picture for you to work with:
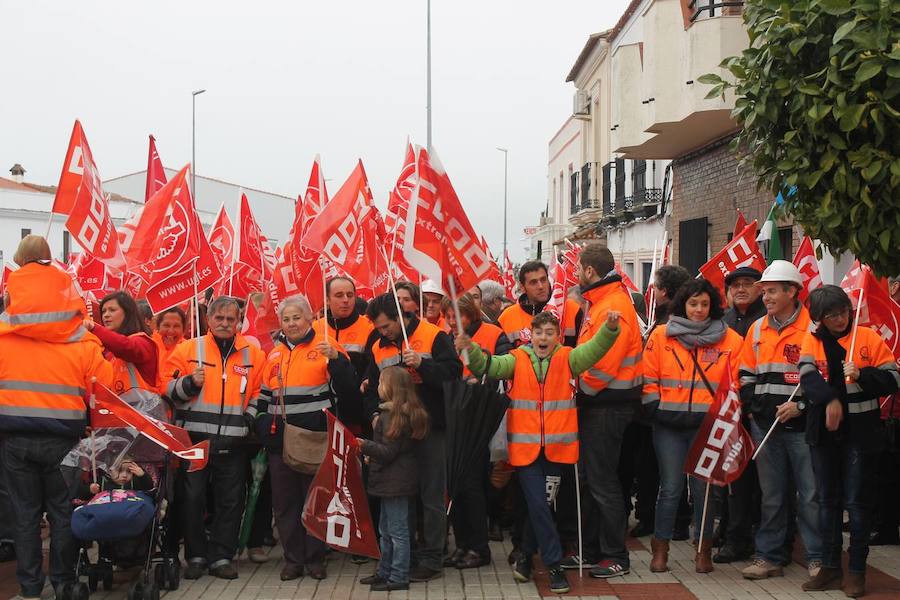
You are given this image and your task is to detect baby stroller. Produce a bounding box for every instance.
[62,396,182,600]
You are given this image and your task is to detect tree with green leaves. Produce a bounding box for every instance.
[702,0,899,277]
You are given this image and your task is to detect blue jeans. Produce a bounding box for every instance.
[378,496,411,584]
[811,443,876,573]
[652,424,717,542]
[517,452,564,568]
[751,421,822,564]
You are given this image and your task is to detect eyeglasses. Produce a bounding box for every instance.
[728,281,757,290]
[822,308,850,322]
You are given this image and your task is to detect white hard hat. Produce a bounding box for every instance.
[421,279,446,296]
[757,260,803,286]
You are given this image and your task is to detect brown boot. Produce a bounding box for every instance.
[842,571,865,598]
[650,537,669,573]
[695,540,713,573]
[802,566,842,591]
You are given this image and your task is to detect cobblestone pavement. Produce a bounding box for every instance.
[9,531,898,600]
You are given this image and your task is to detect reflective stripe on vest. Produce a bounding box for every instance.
[0,309,81,326]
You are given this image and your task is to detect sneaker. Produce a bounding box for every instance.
[559,553,585,570]
[807,559,822,578]
[456,550,490,570]
[184,562,206,580]
[210,562,238,580]
[589,559,630,579]
[512,557,533,583]
[350,554,369,565]
[507,547,524,566]
[247,547,269,563]
[548,566,570,594]
[741,558,783,580]
[409,565,441,582]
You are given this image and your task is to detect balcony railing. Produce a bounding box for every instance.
[688,0,744,22]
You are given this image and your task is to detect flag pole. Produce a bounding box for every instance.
[378,247,410,348]
[845,287,864,383]
[752,382,801,460]
[574,463,584,579]
[193,261,202,363]
[44,212,54,242]
[321,258,329,344]
[697,480,712,548]
[446,276,469,366]
[418,272,425,316]
[89,377,98,484]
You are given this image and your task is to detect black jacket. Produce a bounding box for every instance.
[363,316,462,431]
[360,405,419,497]
[512,293,584,348]
[724,298,767,338]
[323,310,372,429]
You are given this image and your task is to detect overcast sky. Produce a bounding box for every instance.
[2,0,630,262]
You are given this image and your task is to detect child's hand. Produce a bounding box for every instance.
[89,483,100,495]
[454,334,472,353]
[125,461,145,477]
[606,311,621,331]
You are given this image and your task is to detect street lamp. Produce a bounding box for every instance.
[192,89,206,200]
[497,147,508,260]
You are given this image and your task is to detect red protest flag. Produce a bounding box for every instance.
[52,121,126,270]
[480,237,504,284]
[67,252,123,297]
[841,263,900,361]
[236,193,267,277]
[403,146,492,292]
[792,236,822,303]
[139,166,223,313]
[300,161,385,288]
[733,210,748,240]
[699,221,767,303]
[300,155,329,236]
[545,252,567,326]
[503,251,516,298]
[384,142,420,281]
[615,264,639,293]
[684,359,754,486]
[302,411,380,559]
[90,382,209,472]
[241,296,275,354]
[145,135,168,203]
[208,203,235,276]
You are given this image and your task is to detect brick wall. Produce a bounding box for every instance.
[670,135,800,270]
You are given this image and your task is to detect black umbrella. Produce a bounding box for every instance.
[443,378,510,505]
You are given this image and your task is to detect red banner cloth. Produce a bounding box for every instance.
[302,411,380,559]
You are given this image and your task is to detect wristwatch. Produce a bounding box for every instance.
[796,399,807,412]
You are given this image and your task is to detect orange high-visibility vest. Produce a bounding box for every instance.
[577,282,642,398]
[371,319,442,383]
[153,332,183,379]
[506,346,578,467]
[799,326,899,417]
[110,333,160,399]
[164,333,266,442]
[313,315,374,355]
[499,298,581,347]
[641,326,743,426]
[466,321,505,378]
[0,262,113,437]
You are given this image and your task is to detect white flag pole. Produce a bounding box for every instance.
[845,288,865,383]
[447,276,469,366]
[752,382,801,460]
[378,247,410,348]
[697,480,712,548]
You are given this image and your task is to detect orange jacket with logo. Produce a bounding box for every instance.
[738,304,815,429]
[0,262,113,437]
[498,298,581,347]
[507,346,578,466]
[577,280,643,404]
[164,333,266,449]
[642,324,743,428]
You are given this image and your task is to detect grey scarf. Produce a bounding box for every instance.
[666,316,728,350]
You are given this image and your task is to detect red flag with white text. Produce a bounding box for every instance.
[841,262,900,361]
[684,360,754,486]
[733,210,748,240]
[699,222,766,304]
[615,264,639,293]
[503,251,516,298]
[145,135,168,203]
[90,383,208,472]
[403,147,491,292]
[241,297,275,354]
[208,203,235,276]
[302,411,379,558]
[792,236,822,303]
[68,253,123,296]
[545,252,567,327]
[53,121,126,270]
[236,194,267,277]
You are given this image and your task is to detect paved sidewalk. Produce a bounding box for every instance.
[4,533,900,599]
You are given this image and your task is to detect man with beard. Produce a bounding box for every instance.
[498,261,582,348]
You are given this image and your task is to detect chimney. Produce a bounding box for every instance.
[9,164,25,184]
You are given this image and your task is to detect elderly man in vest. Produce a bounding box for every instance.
[739,260,823,580]
[166,296,266,580]
[575,243,644,579]
[0,236,114,600]
[363,293,462,582]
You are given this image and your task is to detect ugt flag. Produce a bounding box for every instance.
[302,411,379,559]
[684,360,754,486]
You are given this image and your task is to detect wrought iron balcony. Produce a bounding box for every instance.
[578,199,601,213]
[688,0,744,22]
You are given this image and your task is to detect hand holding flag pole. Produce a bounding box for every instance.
[845,288,864,383]
[378,246,410,349]
[751,382,801,460]
[446,277,469,366]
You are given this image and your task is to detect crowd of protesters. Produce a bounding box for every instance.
[0,234,898,599]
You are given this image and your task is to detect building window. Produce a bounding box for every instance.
[641,261,653,293]
[581,162,591,207]
[21,228,31,239]
[63,231,71,260]
[632,160,647,197]
[570,169,579,214]
[536,240,543,260]
[602,163,612,214]
[679,217,709,275]
[778,226,793,258]
[614,158,626,203]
